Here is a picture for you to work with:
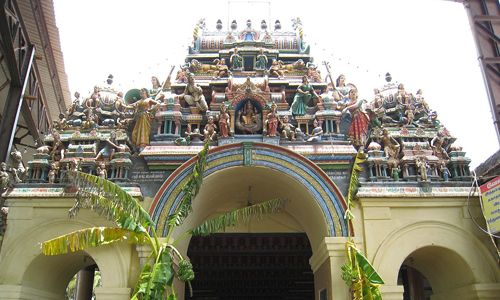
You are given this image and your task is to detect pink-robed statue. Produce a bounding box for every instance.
[218,104,230,138]
[342,89,369,148]
[265,102,279,137]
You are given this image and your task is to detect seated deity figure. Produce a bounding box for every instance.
[178,73,208,111]
[235,101,262,134]
[241,101,256,125]
[213,59,229,79]
[431,131,450,159]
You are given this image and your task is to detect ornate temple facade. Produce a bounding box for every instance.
[0,15,499,300]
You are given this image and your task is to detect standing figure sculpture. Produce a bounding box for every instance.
[129,88,162,151]
[380,128,400,160]
[290,76,319,116]
[204,116,217,140]
[265,102,279,137]
[333,74,351,104]
[150,76,165,102]
[391,162,400,182]
[255,48,268,70]
[218,104,230,138]
[280,116,296,141]
[416,158,430,181]
[179,73,208,111]
[395,83,411,105]
[230,48,243,70]
[0,162,10,191]
[342,89,369,148]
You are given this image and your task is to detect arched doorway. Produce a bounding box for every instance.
[22,250,98,299]
[149,142,349,299]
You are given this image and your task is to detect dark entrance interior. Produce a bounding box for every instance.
[187,233,314,300]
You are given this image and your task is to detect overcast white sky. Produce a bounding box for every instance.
[53,0,499,168]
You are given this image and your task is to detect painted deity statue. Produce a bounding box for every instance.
[218,104,230,138]
[269,59,284,79]
[280,116,296,141]
[179,73,208,111]
[342,89,369,148]
[129,88,162,151]
[380,128,400,160]
[235,101,262,134]
[265,102,279,137]
[307,119,323,142]
[230,48,242,70]
[204,116,217,140]
[213,59,229,79]
[431,131,450,159]
[290,76,319,116]
[255,48,268,70]
[333,74,351,104]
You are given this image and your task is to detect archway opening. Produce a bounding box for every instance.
[22,250,99,298]
[396,246,475,297]
[66,264,101,300]
[187,232,314,300]
[397,265,432,300]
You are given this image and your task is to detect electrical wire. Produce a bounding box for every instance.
[467,170,500,258]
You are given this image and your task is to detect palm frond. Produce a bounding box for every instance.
[41,227,148,256]
[68,171,154,231]
[188,198,290,236]
[167,140,210,227]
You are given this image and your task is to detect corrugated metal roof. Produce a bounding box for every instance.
[17,0,71,122]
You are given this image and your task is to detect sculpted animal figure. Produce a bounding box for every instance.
[189,59,220,73]
[280,59,305,72]
[10,149,26,183]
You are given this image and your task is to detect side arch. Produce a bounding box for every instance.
[149,142,349,244]
[0,218,134,295]
[372,220,500,293]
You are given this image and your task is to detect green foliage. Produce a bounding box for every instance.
[41,227,147,256]
[43,139,290,300]
[189,198,290,236]
[341,151,384,299]
[68,171,154,232]
[166,141,210,229]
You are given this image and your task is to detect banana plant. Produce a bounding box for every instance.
[341,150,385,300]
[42,140,290,300]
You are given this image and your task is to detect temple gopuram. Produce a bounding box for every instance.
[0,16,499,300]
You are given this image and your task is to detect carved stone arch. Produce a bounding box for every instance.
[372,220,500,294]
[0,218,132,298]
[149,142,349,249]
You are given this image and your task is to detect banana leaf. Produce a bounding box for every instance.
[188,198,290,236]
[167,141,210,228]
[68,171,154,230]
[41,227,148,256]
[356,251,385,285]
